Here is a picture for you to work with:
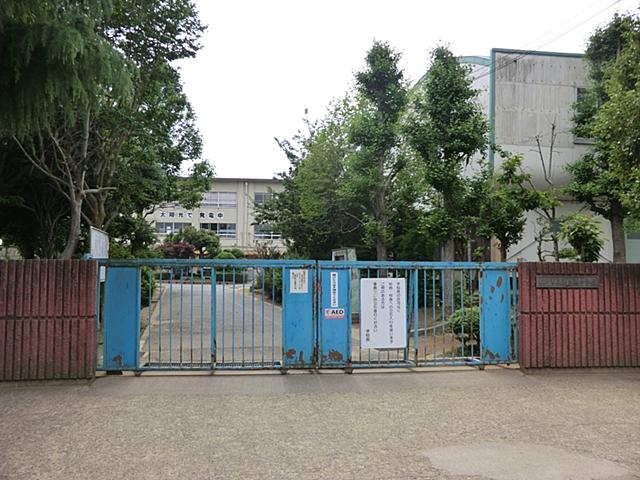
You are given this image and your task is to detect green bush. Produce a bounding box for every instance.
[228,248,245,259]
[560,213,604,262]
[140,266,156,307]
[449,306,480,345]
[214,251,246,283]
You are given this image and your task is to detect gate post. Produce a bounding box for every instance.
[282,266,315,368]
[480,266,513,364]
[103,267,141,371]
[318,268,351,367]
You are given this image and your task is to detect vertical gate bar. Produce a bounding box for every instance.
[432,271,437,362]
[200,268,204,366]
[232,267,236,365]
[513,269,519,362]
[147,268,152,368]
[158,270,163,366]
[441,270,445,360]
[211,268,216,367]
[261,268,266,365]
[271,268,275,366]
[190,270,194,367]
[423,270,427,362]
[169,271,174,367]
[241,268,245,365]
[460,270,465,359]
[413,269,419,365]
[366,268,371,366]
[179,271,184,366]
[471,269,476,358]
[221,268,226,364]
[251,268,255,366]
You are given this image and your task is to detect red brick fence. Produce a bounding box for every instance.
[1,259,639,380]
[519,262,640,368]
[0,260,97,380]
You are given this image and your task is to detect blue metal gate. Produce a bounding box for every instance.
[97,259,517,372]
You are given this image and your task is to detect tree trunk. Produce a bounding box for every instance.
[610,201,626,263]
[58,196,83,259]
[500,242,507,262]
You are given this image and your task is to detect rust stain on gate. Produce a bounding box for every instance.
[518,262,640,368]
[0,260,97,381]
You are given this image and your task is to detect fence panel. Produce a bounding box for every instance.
[518,262,640,368]
[0,260,97,381]
[318,261,518,368]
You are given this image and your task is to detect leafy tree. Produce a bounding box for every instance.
[165,226,220,258]
[345,41,408,260]
[0,0,211,258]
[560,213,604,262]
[405,46,487,261]
[568,13,640,262]
[258,99,363,259]
[591,21,640,220]
[483,152,545,261]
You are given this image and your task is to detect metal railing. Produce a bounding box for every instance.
[97,259,517,371]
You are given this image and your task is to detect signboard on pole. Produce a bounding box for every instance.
[360,278,406,349]
[90,226,109,282]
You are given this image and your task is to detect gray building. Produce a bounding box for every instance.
[150,177,285,254]
[462,48,639,262]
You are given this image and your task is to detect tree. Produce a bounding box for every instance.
[592,21,640,220]
[0,0,211,258]
[405,46,487,261]
[483,152,545,261]
[345,41,408,261]
[258,99,363,259]
[560,213,604,262]
[568,12,640,262]
[165,226,220,259]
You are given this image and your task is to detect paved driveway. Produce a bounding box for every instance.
[142,281,283,367]
[1,368,639,479]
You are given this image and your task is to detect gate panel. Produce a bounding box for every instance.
[282,266,315,368]
[480,268,514,363]
[103,267,140,370]
[318,269,351,367]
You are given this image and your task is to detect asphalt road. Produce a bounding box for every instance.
[142,281,283,367]
[1,368,639,479]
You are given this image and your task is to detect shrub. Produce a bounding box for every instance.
[560,213,604,262]
[449,306,480,345]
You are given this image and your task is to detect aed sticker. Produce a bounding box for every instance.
[324,308,345,319]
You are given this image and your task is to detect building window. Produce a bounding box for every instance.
[254,192,273,206]
[200,223,237,238]
[156,222,192,234]
[254,223,281,239]
[201,192,237,208]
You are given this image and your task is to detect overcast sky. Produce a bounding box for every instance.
[175,0,636,179]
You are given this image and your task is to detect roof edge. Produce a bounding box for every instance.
[491,47,584,58]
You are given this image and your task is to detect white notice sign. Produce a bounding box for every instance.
[289,269,309,294]
[330,271,339,307]
[360,278,407,349]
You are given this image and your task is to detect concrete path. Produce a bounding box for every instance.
[142,281,283,367]
[1,368,639,479]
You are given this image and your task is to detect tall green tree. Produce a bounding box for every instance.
[0,0,211,258]
[405,46,487,261]
[592,20,640,220]
[258,100,362,258]
[568,12,640,262]
[345,41,408,260]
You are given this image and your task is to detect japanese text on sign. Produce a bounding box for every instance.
[360,278,406,349]
[330,271,339,307]
[289,269,309,294]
